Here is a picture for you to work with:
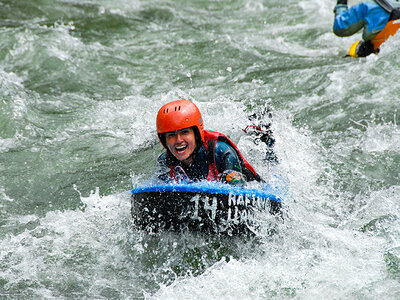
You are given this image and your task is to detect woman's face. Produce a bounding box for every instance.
[165,127,197,163]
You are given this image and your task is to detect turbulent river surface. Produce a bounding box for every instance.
[1,0,400,299]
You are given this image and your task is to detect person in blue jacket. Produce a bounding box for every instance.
[333,0,400,57]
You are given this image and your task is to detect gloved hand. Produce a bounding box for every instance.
[173,166,193,184]
[220,170,246,186]
[336,0,347,5]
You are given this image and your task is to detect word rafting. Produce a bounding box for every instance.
[189,192,272,225]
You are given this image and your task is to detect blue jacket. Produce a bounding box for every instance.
[334,1,391,40]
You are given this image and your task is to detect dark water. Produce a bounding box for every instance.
[1,0,400,299]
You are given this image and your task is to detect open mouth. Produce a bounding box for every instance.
[175,144,188,154]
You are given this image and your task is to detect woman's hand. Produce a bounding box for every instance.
[220,170,246,186]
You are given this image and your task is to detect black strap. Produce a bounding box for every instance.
[375,0,394,14]
[390,8,400,20]
[207,140,216,168]
[375,0,400,20]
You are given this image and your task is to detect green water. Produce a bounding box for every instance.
[1,0,400,299]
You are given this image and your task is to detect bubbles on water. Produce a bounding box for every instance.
[385,246,400,282]
[374,30,400,63]
[98,6,106,15]
[361,121,400,153]
[0,187,141,298]
[0,137,17,153]
[340,185,400,233]
[0,69,28,125]
[0,186,14,203]
[244,0,265,12]
[1,0,400,298]
[200,98,248,138]
[150,221,388,299]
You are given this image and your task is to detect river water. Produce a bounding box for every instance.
[1,0,400,299]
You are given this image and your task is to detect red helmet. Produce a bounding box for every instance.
[156,100,204,148]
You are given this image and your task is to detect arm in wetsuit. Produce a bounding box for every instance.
[214,141,246,186]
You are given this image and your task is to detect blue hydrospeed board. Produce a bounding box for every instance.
[131,181,284,234]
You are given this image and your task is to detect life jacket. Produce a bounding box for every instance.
[371,19,400,49]
[167,130,261,182]
[203,130,261,182]
[372,0,400,49]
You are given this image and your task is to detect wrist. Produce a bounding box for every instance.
[336,0,347,5]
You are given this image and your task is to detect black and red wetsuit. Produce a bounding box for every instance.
[157,130,261,183]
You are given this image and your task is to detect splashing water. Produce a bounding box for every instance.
[1,0,400,298]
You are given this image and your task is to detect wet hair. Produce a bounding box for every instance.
[191,126,202,150]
